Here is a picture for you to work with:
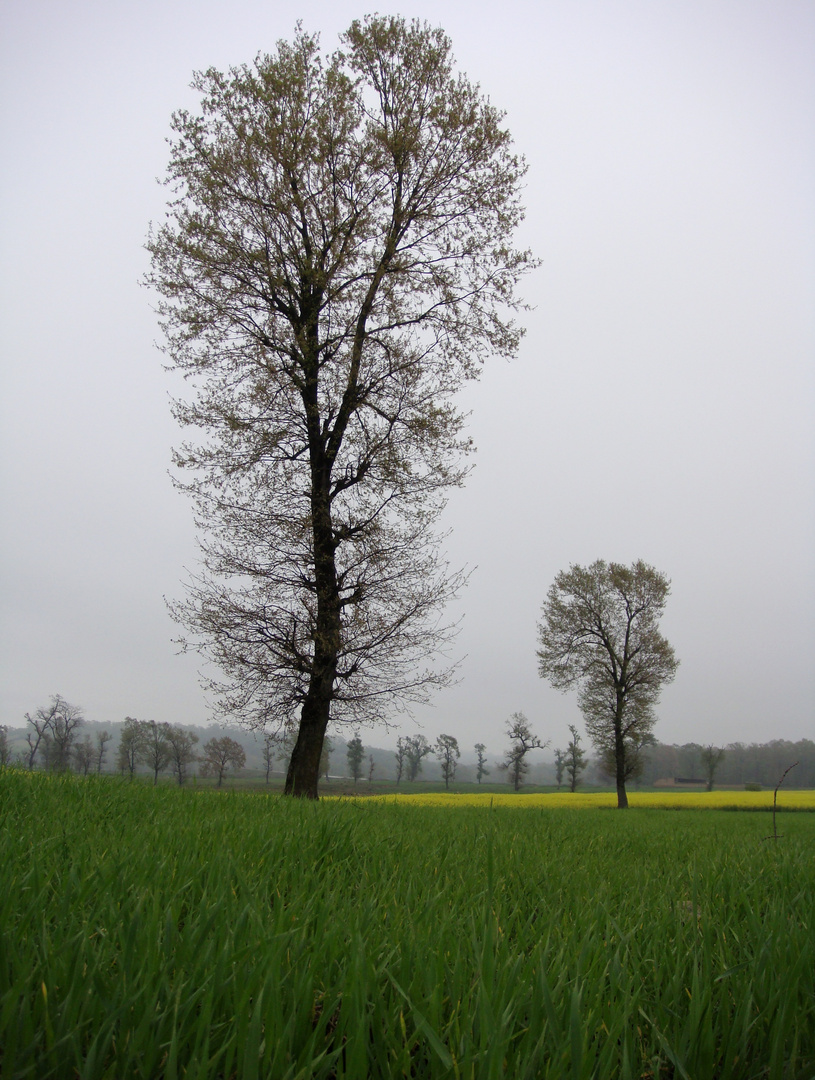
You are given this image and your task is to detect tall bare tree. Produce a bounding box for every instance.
[147,16,534,798]
[537,561,678,809]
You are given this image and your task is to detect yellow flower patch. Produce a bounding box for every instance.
[350,789,815,810]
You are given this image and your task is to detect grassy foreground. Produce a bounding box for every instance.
[1,771,813,1079]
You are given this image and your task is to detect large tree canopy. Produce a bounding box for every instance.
[147,17,534,796]
[537,560,679,808]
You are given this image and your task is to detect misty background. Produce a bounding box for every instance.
[1,0,813,759]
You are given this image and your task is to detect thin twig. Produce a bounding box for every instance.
[764,761,799,840]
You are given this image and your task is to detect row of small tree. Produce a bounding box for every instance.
[115,718,247,787]
[9,694,732,793]
[14,697,249,787]
[342,715,562,792]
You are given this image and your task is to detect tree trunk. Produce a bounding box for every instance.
[614,703,628,809]
[285,688,331,798]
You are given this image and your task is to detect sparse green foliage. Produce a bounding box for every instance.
[148,16,534,798]
[0,725,10,767]
[435,734,460,789]
[538,560,678,808]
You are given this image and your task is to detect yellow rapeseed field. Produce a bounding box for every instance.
[354,789,815,810]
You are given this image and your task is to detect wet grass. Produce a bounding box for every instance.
[1,769,813,1078]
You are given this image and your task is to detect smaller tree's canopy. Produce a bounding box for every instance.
[537,561,678,764]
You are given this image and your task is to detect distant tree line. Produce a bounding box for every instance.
[636,740,815,789]
[5,694,813,791]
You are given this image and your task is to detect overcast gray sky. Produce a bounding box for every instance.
[1,0,813,758]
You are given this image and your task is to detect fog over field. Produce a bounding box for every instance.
[1,0,813,756]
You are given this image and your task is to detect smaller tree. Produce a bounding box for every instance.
[435,734,460,790]
[700,745,726,792]
[346,734,365,786]
[500,713,547,792]
[405,735,433,782]
[165,725,199,785]
[565,724,587,792]
[117,717,146,778]
[537,560,678,809]
[139,721,172,785]
[474,743,490,784]
[95,730,112,773]
[553,748,566,790]
[394,738,408,785]
[200,735,246,786]
[367,754,376,783]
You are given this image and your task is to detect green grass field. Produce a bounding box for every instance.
[1,769,813,1079]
